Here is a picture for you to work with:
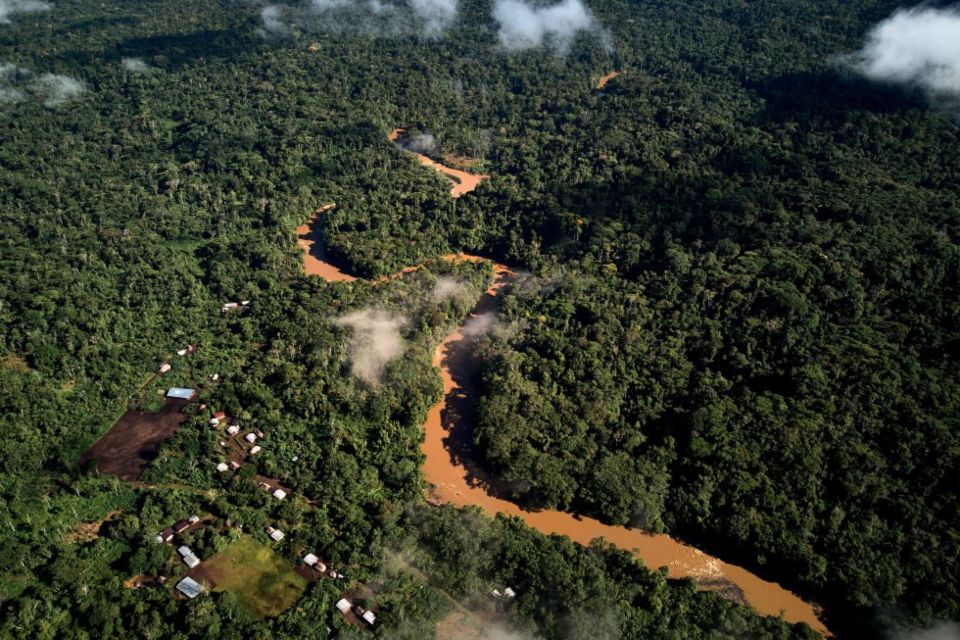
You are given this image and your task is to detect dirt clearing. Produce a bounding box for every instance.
[79,398,189,480]
[189,536,306,618]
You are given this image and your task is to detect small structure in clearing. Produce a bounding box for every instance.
[176,576,204,599]
[266,526,285,542]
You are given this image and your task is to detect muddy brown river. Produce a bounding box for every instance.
[389,129,489,198]
[297,204,357,282]
[297,135,831,636]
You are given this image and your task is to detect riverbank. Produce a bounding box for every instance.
[295,183,830,637]
[296,204,356,282]
[389,129,489,198]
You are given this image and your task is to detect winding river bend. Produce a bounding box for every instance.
[298,134,831,637]
[388,129,489,198]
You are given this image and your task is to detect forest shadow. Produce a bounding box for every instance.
[64,29,259,70]
[748,70,929,125]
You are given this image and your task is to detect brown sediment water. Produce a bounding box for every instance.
[296,204,356,282]
[419,263,832,638]
[299,228,830,635]
[596,70,621,90]
[389,129,489,198]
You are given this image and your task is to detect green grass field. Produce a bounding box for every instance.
[196,536,307,618]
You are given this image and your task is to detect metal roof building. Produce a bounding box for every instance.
[176,577,204,599]
[166,388,196,400]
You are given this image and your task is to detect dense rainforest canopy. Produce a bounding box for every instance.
[0,0,957,638]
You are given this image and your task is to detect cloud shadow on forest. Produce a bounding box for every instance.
[747,70,931,125]
[64,28,261,70]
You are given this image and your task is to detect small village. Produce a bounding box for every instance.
[75,331,384,633]
[70,264,535,638]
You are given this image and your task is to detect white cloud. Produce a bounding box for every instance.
[0,0,50,24]
[0,86,24,104]
[262,0,458,39]
[409,0,458,37]
[2,63,86,109]
[431,276,468,303]
[1,61,29,106]
[32,73,85,107]
[333,309,407,386]
[493,0,597,52]
[260,5,290,35]
[121,57,153,73]
[851,7,960,105]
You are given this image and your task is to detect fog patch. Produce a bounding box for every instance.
[2,62,84,109]
[890,622,960,640]
[408,0,457,37]
[0,61,27,104]
[260,4,290,35]
[333,309,407,385]
[260,0,459,39]
[431,276,468,303]
[121,57,154,73]
[493,0,601,53]
[846,7,960,110]
[0,0,50,24]
[398,131,440,156]
[480,624,537,640]
[462,311,497,339]
[32,73,85,107]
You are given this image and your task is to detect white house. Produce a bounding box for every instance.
[244,433,257,444]
[216,462,229,472]
[303,553,319,566]
[362,610,377,626]
[177,545,192,557]
[226,425,239,435]
[272,489,287,501]
[335,599,352,614]
[183,553,200,568]
[249,445,262,455]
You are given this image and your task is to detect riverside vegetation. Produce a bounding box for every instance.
[0,0,957,638]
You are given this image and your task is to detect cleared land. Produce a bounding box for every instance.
[189,536,307,618]
[79,398,189,480]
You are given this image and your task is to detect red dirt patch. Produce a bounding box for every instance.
[79,398,190,480]
[188,560,229,589]
[294,564,323,582]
